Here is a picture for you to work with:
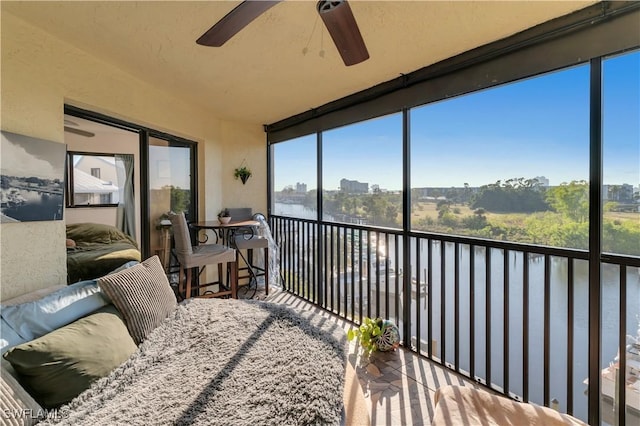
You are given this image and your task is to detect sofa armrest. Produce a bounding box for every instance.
[432,385,587,426]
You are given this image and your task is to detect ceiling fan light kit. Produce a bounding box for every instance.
[197,0,369,66]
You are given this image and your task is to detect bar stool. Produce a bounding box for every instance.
[169,212,238,299]
[232,213,269,297]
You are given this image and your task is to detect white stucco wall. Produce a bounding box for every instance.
[0,12,266,300]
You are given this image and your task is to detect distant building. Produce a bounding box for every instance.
[603,184,634,202]
[413,187,457,199]
[72,168,119,204]
[534,176,549,187]
[75,155,118,186]
[295,182,307,193]
[74,155,120,204]
[340,178,368,194]
[620,184,634,202]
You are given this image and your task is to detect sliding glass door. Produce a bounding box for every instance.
[147,136,196,269]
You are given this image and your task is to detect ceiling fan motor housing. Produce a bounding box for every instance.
[197,0,369,67]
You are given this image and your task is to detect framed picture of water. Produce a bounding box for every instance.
[1,131,66,223]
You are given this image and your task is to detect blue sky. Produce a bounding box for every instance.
[274,50,639,191]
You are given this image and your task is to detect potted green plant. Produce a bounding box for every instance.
[347,316,400,355]
[234,165,252,184]
[218,208,232,224]
[347,317,381,355]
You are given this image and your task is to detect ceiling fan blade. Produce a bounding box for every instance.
[197,1,281,47]
[317,0,369,66]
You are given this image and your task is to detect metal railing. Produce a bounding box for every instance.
[270,214,640,425]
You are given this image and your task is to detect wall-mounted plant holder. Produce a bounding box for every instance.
[234,160,252,185]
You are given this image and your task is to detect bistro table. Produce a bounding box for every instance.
[190,219,263,298]
[190,219,260,247]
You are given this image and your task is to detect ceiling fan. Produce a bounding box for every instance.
[196,0,369,66]
[64,119,95,137]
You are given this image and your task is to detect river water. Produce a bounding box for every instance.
[274,203,640,422]
[1,189,63,221]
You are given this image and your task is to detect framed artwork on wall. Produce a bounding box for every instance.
[1,131,66,222]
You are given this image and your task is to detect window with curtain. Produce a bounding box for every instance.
[114,153,135,239]
[67,152,123,207]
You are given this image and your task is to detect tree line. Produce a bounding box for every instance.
[309,178,638,256]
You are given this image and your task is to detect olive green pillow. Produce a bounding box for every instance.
[2,305,137,408]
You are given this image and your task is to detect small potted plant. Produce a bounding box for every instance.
[218,208,232,224]
[234,165,252,185]
[347,316,400,356]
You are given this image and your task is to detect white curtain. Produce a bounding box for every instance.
[115,154,136,239]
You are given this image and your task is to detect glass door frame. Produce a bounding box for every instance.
[142,130,198,257]
[64,105,198,259]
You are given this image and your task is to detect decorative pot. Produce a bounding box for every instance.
[374,320,400,352]
[218,216,232,224]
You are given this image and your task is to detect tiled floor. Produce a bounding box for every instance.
[252,285,480,426]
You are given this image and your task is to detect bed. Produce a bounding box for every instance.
[66,223,141,284]
[1,256,362,425]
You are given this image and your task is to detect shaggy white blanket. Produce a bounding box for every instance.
[43,298,346,425]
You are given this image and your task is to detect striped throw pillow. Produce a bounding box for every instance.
[98,256,176,344]
[1,360,43,426]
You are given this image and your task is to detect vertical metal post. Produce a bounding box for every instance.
[266,139,272,217]
[286,218,291,291]
[416,238,422,353]
[324,225,329,308]
[367,231,372,318]
[402,108,412,347]
[486,247,492,385]
[328,225,340,312]
[139,130,151,258]
[344,227,349,317]
[523,252,530,403]
[294,220,302,299]
[504,249,510,395]
[358,230,364,323]
[384,233,390,320]
[617,266,627,426]
[455,243,460,371]
[301,221,306,297]
[317,132,324,307]
[375,231,381,317]
[544,255,551,406]
[308,222,313,300]
[395,235,401,327]
[428,239,433,358]
[567,258,574,415]
[441,241,446,364]
[470,245,476,379]
[588,56,603,426]
[278,218,284,290]
[351,228,355,320]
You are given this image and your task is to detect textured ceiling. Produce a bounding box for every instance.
[4,1,596,126]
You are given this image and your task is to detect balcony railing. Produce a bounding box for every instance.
[270,214,640,425]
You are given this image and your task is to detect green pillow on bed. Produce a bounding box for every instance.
[3,305,137,408]
[66,223,137,247]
